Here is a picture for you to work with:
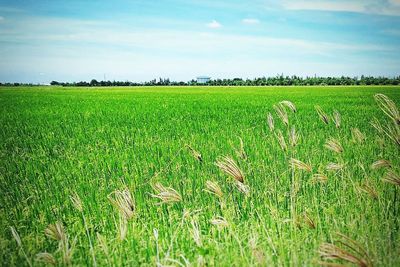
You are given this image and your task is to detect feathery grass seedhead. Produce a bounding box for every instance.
[382,171,400,187]
[150,183,182,204]
[290,158,312,172]
[311,173,328,183]
[45,222,66,242]
[275,130,287,151]
[303,213,316,229]
[10,226,32,267]
[352,128,366,143]
[319,233,372,267]
[108,188,135,220]
[234,180,250,195]
[96,233,109,256]
[358,183,379,199]
[333,110,341,128]
[289,126,299,147]
[70,192,83,212]
[190,219,202,246]
[186,144,202,162]
[370,117,400,146]
[279,100,297,113]
[315,105,329,124]
[370,117,384,134]
[371,159,391,170]
[10,226,22,247]
[267,112,274,131]
[274,104,289,126]
[204,180,223,198]
[374,93,400,125]
[210,216,229,229]
[35,252,56,265]
[326,163,344,172]
[324,138,343,153]
[215,156,245,183]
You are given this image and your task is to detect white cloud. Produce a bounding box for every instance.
[282,0,400,16]
[242,18,260,25]
[0,16,4,21]
[206,20,222,28]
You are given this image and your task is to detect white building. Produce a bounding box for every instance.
[196,76,211,83]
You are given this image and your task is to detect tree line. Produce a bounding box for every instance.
[1,75,400,87]
[51,75,400,86]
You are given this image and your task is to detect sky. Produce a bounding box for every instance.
[0,0,399,83]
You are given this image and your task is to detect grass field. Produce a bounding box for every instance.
[1,86,399,266]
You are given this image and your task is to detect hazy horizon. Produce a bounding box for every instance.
[0,0,400,83]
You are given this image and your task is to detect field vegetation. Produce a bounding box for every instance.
[0,86,399,266]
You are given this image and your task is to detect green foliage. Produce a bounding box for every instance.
[0,86,399,266]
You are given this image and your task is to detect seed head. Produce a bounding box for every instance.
[315,105,329,124]
[108,188,135,220]
[215,156,245,183]
[279,100,297,113]
[290,158,312,172]
[150,183,182,204]
[204,180,223,198]
[324,138,343,153]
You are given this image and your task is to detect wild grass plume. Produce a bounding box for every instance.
[215,156,245,183]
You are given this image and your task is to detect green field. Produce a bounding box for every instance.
[1,86,399,266]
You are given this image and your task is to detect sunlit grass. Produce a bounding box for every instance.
[0,85,399,266]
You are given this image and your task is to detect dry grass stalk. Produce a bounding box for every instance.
[274,104,289,126]
[358,183,379,199]
[10,226,32,267]
[118,216,128,241]
[275,130,287,151]
[315,105,329,124]
[234,180,250,195]
[35,252,56,265]
[279,100,297,113]
[235,137,247,160]
[96,233,109,256]
[326,163,344,172]
[382,171,400,187]
[190,219,202,246]
[371,159,391,170]
[303,213,316,229]
[45,222,66,242]
[370,117,384,134]
[324,138,343,153]
[289,126,299,147]
[318,233,372,267]
[374,93,400,125]
[290,158,312,172]
[108,188,135,220]
[45,222,75,265]
[352,128,366,143]
[210,216,229,229]
[215,156,245,183]
[333,110,341,128]
[186,145,202,162]
[267,112,274,131]
[311,173,328,183]
[70,192,83,212]
[150,183,182,204]
[204,180,223,198]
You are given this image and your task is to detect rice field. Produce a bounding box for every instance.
[0,85,399,266]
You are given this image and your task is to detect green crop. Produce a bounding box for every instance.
[0,86,399,266]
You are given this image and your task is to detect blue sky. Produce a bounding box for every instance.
[0,0,399,83]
